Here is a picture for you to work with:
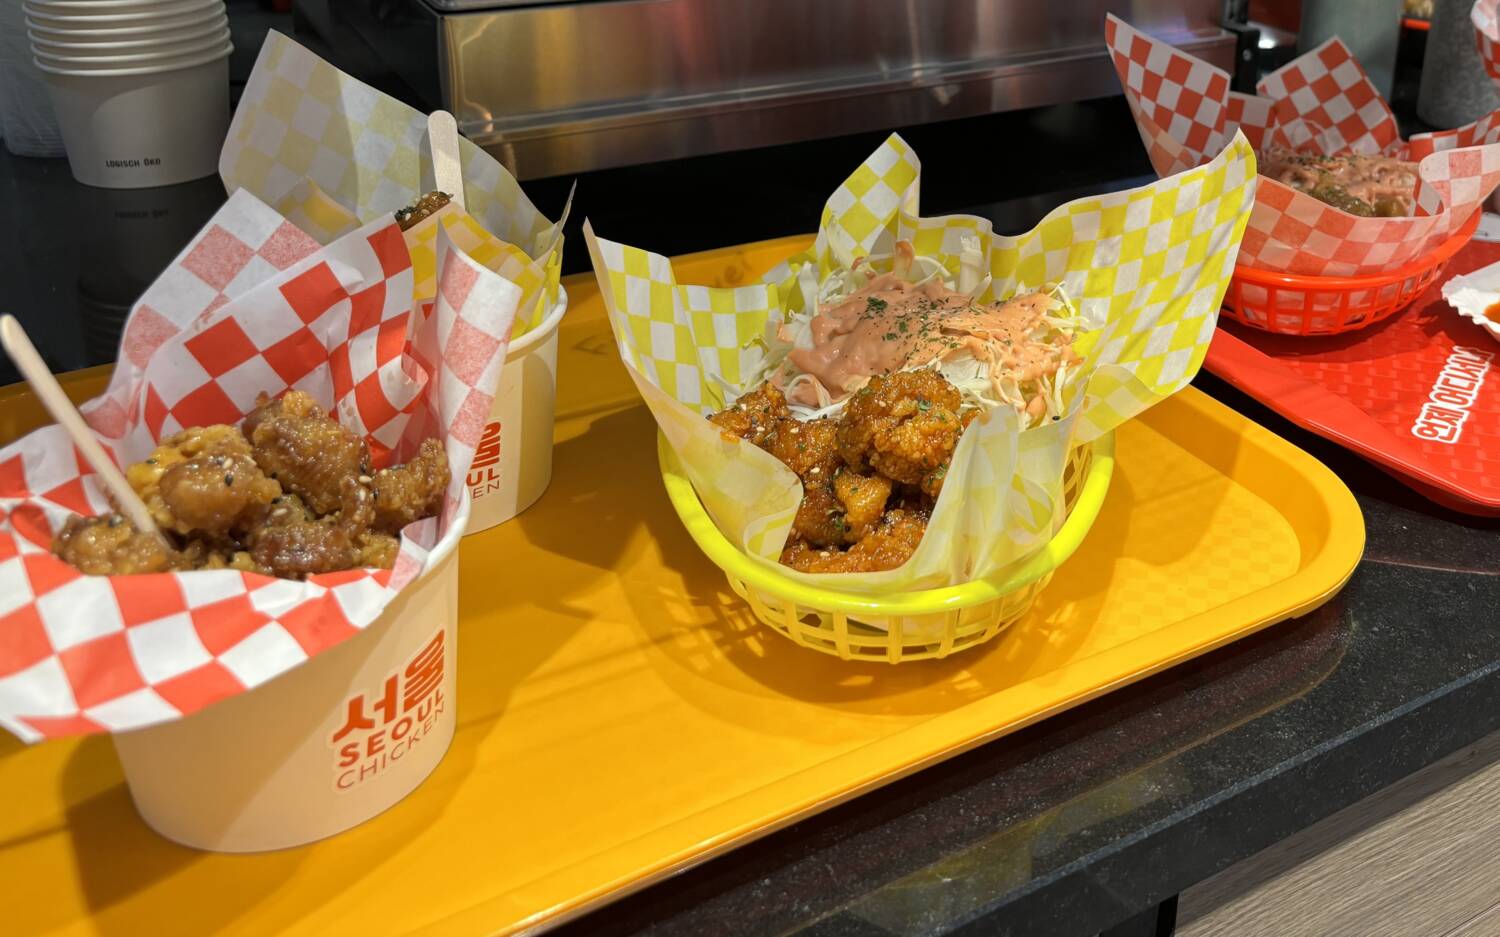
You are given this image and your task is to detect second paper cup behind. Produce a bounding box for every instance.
[465,290,569,533]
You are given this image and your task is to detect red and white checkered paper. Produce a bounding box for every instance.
[1476,0,1500,84]
[1107,13,1500,277]
[0,190,522,743]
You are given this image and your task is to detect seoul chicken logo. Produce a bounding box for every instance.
[331,629,447,790]
[468,421,503,499]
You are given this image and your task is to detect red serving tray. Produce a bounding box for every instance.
[1205,238,1500,516]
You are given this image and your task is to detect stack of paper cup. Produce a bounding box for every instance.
[26,0,232,188]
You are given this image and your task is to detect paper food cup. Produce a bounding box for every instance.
[33,39,231,68]
[31,26,230,58]
[26,5,223,38]
[1440,258,1500,343]
[39,48,229,188]
[112,496,468,853]
[27,11,217,30]
[28,12,227,43]
[24,0,219,14]
[465,291,568,534]
[24,3,220,27]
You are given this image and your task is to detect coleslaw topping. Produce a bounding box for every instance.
[763,239,1086,427]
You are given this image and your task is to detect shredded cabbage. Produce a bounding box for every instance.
[762,240,1087,428]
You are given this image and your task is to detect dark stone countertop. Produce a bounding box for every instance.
[3,29,1498,936]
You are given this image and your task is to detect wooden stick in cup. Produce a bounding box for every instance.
[427,110,466,211]
[0,315,158,535]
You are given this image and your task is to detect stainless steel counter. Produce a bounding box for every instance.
[330,0,1234,180]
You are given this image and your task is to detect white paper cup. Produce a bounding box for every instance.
[26,5,222,38]
[34,37,231,69]
[28,17,226,50]
[25,10,217,31]
[25,0,218,14]
[34,39,231,69]
[465,291,568,533]
[39,48,230,188]
[112,497,468,853]
[24,1,221,26]
[32,27,230,61]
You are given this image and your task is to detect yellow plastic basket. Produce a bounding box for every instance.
[658,431,1116,663]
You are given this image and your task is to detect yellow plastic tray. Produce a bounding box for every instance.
[0,236,1365,937]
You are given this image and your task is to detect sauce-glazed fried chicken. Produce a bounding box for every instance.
[128,425,281,538]
[394,191,452,230]
[53,515,175,575]
[791,484,848,549]
[243,390,369,516]
[832,469,892,541]
[53,392,450,579]
[372,438,450,534]
[708,371,973,573]
[780,506,931,574]
[708,383,790,447]
[837,370,963,498]
[250,477,373,578]
[763,417,841,484]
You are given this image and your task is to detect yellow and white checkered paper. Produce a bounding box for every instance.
[587,132,1256,592]
[220,31,565,335]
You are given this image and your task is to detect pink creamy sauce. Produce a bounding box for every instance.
[776,273,1075,412]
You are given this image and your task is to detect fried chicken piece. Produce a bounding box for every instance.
[876,415,961,498]
[155,449,280,538]
[250,477,379,578]
[54,404,440,577]
[779,540,828,572]
[832,469,892,540]
[338,474,376,530]
[780,507,930,573]
[356,532,401,568]
[129,425,279,537]
[708,383,790,446]
[244,391,370,516]
[836,371,964,498]
[372,438,449,534]
[849,507,930,569]
[185,541,266,574]
[129,425,252,481]
[271,492,316,523]
[762,417,841,484]
[53,515,174,575]
[791,483,848,548]
[394,191,451,230]
[250,521,360,579]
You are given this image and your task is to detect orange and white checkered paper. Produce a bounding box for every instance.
[220,31,565,337]
[1477,0,1500,78]
[0,190,523,742]
[588,132,1255,594]
[1107,13,1500,277]
[1473,1,1500,97]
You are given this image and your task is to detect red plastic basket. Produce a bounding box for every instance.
[1223,210,1480,336]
